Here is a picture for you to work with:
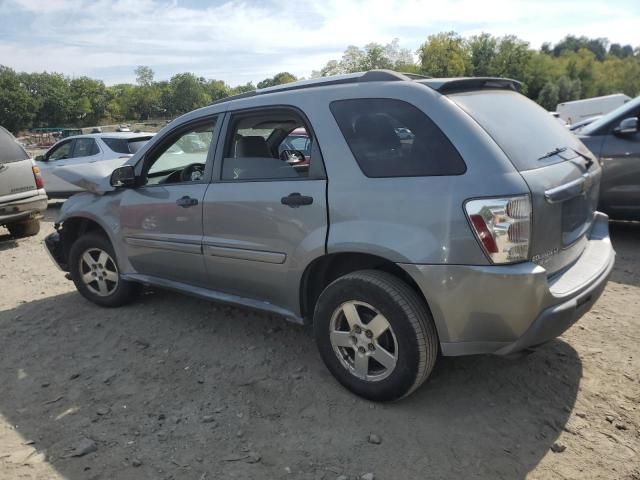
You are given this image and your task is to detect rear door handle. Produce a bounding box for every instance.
[281,192,313,207]
[176,196,199,208]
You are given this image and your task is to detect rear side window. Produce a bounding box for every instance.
[330,99,466,177]
[103,137,151,154]
[0,126,29,164]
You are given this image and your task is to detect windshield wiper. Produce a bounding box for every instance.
[538,146,567,161]
[571,148,594,170]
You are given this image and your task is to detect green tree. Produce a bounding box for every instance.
[537,81,560,110]
[0,66,37,133]
[166,73,210,116]
[468,33,498,76]
[135,65,154,86]
[257,72,297,89]
[19,72,71,127]
[417,32,471,77]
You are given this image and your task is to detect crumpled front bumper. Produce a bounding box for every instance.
[44,231,68,271]
[400,212,615,356]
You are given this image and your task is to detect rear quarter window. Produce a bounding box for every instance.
[330,98,466,177]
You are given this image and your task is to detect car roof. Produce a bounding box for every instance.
[64,132,155,141]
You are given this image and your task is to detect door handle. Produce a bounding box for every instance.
[281,192,313,207]
[176,196,199,208]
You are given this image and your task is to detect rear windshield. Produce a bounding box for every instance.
[0,126,30,164]
[450,90,584,171]
[103,137,151,154]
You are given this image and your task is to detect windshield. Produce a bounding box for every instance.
[450,90,585,171]
[580,96,640,135]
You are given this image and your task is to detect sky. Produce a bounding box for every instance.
[0,0,639,86]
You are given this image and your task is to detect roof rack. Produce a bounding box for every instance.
[207,71,521,108]
[208,70,411,107]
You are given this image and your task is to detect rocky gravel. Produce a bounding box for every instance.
[0,204,638,479]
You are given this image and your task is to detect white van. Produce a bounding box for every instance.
[557,94,631,124]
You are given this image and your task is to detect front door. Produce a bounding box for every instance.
[119,117,220,286]
[600,113,640,220]
[202,107,327,316]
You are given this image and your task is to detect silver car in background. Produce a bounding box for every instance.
[44,71,615,401]
[0,126,47,237]
[36,132,153,197]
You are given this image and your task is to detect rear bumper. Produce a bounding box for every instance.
[400,212,615,356]
[0,191,48,225]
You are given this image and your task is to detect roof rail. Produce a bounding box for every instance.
[207,70,413,107]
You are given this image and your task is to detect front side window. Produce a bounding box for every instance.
[330,98,466,177]
[222,110,315,181]
[72,138,99,158]
[48,140,73,161]
[144,120,216,185]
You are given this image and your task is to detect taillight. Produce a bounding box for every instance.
[32,165,45,189]
[465,195,531,264]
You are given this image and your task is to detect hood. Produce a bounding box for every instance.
[52,157,129,195]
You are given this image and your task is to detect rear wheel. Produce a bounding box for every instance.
[313,270,439,401]
[7,218,40,238]
[69,233,140,307]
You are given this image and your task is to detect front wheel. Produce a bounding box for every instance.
[313,270,439,401]
[69,233,140,307]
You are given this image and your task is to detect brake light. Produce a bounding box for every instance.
[465,195,531,263]
[32,165,45,189]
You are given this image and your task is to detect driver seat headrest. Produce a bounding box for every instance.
[236,136,271,158]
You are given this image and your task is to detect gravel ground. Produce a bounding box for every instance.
[0,203,639,480]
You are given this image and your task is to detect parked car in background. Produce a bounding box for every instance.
[44,71,614,401]
[579,96,640,221]
[569,115,601,133]
[0,126,47,237]
[557,93,631,124]
[36,133,153,197]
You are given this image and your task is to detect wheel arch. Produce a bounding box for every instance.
[300,252,433,324]
[59,215,113,265]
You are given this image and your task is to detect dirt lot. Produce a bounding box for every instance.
[1,204,639,480]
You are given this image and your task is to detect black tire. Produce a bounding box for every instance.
[69,232,141,307]
[313,270,438,401]
[7,218,40,238]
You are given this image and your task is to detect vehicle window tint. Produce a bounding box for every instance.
[222,111,313,181]
[72,138,99,157]
[145,120,216,185]
[330,98,466,177]
[48,141,73,161]
[102,138,130,154]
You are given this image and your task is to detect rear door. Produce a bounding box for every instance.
[451,90,601,275]
[0,126,38,201]
[119,117,220,286]
[201,107,327,315]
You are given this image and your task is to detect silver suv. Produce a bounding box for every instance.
[1,126,47,237]
[45,71,615,401]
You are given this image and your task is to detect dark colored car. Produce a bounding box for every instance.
[579,96,640,221]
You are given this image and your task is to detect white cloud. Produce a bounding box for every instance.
[1,0,638,85]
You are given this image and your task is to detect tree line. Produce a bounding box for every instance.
[1,33,639,134]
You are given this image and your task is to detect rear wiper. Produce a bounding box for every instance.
[538,146,567,161]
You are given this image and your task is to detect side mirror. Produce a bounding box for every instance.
[614,117,638,136]
[110,165,136,188]
[35,154,45,161]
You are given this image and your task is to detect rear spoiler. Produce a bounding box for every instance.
[419,77,522,94]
